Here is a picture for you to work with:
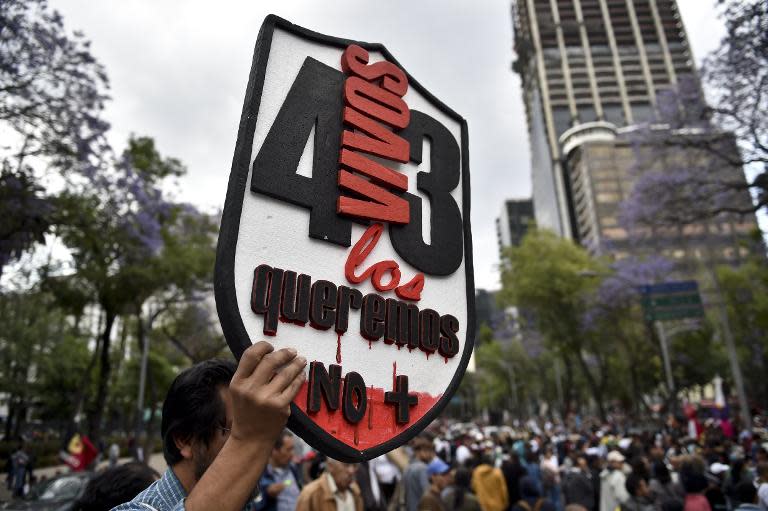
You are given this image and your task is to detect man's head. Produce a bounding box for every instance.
[427,458,452,492]
[75,462,160,511]
[413,434,435,463]
[734,481,757,505]
[757,461,768,481]
[161,359,237,481]
[625,473,649,498]
[325,459,357,492]
[271,430,295,468]
[607,451,625,470]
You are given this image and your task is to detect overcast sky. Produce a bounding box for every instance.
[51,0,724,291]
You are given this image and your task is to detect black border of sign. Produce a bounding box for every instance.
[214,14,476,462]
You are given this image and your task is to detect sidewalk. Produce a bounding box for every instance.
[0,453,168,502]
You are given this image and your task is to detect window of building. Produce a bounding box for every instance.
[603,103,624,126]
[631,102,654,123]
[579,106,599,123]
[552,106,571,136]
[603,227,628,240]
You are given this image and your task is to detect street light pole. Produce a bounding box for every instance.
[655,321,676,401]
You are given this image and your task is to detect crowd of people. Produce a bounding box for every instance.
[264,415,768,511]
[3,346,768,511]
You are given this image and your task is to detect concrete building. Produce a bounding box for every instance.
[496,199,534,257]
[512,0,697,237]
[511,0,759,268]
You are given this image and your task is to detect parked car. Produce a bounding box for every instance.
[2,472,92,511]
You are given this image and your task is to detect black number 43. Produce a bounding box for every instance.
[251,57,463,277]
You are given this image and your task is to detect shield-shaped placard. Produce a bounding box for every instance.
[215,15,475,462]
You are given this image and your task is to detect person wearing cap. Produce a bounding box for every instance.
[600,451,630,511]
[418,458,452,511]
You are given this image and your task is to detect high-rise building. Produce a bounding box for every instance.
[496,199,534,257]
[511,0,759,268]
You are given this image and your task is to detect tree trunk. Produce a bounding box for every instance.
[142,366,158,463]
[88,309,116,443]
[575,351,607,422]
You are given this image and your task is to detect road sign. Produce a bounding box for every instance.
[641,280,703,322]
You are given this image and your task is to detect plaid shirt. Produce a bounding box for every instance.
[110,467,256,511]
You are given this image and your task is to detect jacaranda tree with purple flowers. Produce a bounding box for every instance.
[0,0,111,278]
[54,136,217,443]
[620,0,766,227]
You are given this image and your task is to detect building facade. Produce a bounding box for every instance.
[512,0,759,271]
[496,199,535,257]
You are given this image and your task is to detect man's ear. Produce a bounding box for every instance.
[173,434,194,460]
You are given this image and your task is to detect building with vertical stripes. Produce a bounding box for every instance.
[511,0,759,270]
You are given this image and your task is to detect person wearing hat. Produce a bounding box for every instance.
[600,451,630,511]
[419,458,452,511]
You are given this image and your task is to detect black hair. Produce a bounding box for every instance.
[626,473,644,497]
[679,459,708,494]
[75,462,159,511]
[452,467,472,510]
[652,460,671,485]
[734,481,757,504]
[730,459,745,486]
[661,500,683,511]
[161,359,237,466]
[274,429,293,449]
[520,476,541,499]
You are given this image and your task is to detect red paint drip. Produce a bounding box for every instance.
[336,332,342,364]
[426,352,431,360]
[444,357,449,364]
[368,387,374,430]
[392,362,397,388]
[368,340,372,350]
[294,381,441,450]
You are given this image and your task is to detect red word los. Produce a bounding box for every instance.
[337,44,411,225]
[345,223,424,301]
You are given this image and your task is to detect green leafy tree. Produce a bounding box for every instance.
[717,255,768,408]
[0,0,110,277]
[499,229,614,418]
[54,136,215,443]
[0,280,65,438]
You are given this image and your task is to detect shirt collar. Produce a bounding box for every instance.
[163,468,188,501]
[326,473,339,494]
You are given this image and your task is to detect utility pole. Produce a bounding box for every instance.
[710,271,751,431]
[134,303,153,463]
[655,321,676,402]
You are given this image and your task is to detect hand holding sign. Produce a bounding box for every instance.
[229,342,307,445]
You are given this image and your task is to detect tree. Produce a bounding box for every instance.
[0,269,67,439]
[54,136,214,443]
[499,229,614,419]
[717,253,768,408]
[0,0,110,277]
[583,256,673,415]
[620,0,767,226]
